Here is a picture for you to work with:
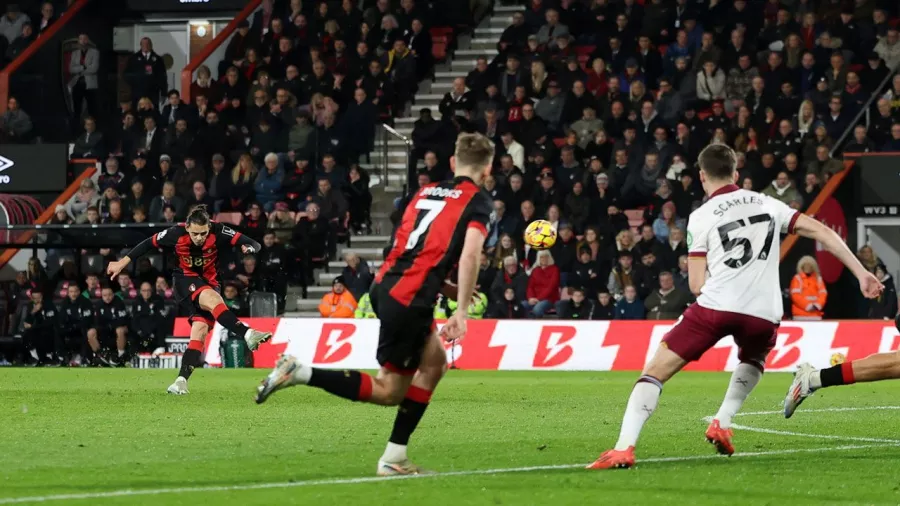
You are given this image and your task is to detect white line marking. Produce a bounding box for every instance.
[4,405,898,504]
[736,406,900,417]
[0,444,894,504]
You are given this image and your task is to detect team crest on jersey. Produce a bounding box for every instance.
[189,284,196,292]
[686,231,693,248]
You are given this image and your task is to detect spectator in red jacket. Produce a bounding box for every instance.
[524,250,560,317]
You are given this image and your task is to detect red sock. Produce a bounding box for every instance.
[188,340,204,351]
[841,361,856,385]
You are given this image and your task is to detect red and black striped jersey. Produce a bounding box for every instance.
[375,176,492,308]
[148,222,246,287]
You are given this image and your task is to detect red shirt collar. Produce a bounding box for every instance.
[710,184,740,198]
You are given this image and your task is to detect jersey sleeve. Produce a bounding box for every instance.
[686,211,711,258]
[764,196,801,234]
[214,222,259,251]
[466,191,493,238]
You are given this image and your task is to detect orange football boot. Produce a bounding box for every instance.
[586,447,636,470]
[705,419,735,456]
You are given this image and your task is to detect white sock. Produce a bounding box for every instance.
[614,376,663,451]
[291,363,313,384]
[381,442,408,463]
[714,362,763,429]
[117,349,125,357]
[809,370,823,390]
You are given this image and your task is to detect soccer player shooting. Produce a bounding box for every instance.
[106,206,273,394]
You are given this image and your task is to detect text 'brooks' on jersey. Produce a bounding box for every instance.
[687,184,799,323]
[375,176,493,308]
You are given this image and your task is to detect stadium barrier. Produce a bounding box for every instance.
[174,318,900,372]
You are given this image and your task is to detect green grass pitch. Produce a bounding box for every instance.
[2,369,900,505]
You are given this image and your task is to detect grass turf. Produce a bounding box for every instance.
[1,369,900,505]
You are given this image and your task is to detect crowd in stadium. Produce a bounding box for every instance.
[3,0,900,365]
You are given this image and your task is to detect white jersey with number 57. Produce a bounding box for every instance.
[687,185,799,323]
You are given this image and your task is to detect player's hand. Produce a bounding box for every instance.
[106,259,128,281]
[440,312,467,343]
[858,272,884,299]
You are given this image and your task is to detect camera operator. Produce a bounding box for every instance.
[258,230,288,313]
[22,291,58,365]
[130,282,166,354]
[94,286,129,365]
[58,284,100,366]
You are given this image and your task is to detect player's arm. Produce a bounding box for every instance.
[685,215,710,297]
[793,214,872,284]
[218,223,261,253]
[454,226,487,316]
[109,226,177,278]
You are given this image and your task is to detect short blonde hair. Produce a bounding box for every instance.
[454,133,494,174]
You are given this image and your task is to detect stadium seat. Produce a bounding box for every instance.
[553,138,567,148]
[146,254,163,273]
[575,45,595,57]
[432,37,448,62]
[215,212,242,226]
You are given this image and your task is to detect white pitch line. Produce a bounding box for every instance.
[0,444,894,505]
[736,406,900,417]
[4,405,898,504]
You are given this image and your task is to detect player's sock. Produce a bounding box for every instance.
[117,349,126,358]
[211,303,250,337]
[178,340,204,380]
[814,361,855,389]
[714,362,763,429]
[307,368,373,401]
[382,386,432,461]
[614,375,663,451]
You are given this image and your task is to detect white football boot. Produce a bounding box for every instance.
[244,328,273,351]
[784,362,816,418]
[255,355,301,404]
[376,460,431,476]
[167,376,189,395]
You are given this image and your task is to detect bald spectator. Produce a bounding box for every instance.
[439,78,475,119]
[148,182,186,222]
[535,9,569,49]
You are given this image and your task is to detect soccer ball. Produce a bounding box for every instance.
[830,352,846,366]
[524,220,557,250]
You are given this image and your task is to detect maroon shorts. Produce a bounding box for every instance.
[662,304,778,365]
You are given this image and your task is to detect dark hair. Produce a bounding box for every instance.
[186,204,210,226]
[698,144,737,181]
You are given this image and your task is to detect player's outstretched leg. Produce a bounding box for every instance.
[707,361,763,455]
[784,352,900,417]
[197,289,272,350]
[168,330,206,395]
[377,332,447,476]
[588,346,686,470]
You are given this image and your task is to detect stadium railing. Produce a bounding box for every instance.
[379,123,412,192]
[0,0,92,114]
[0,163,98,272]
[180,0,262,103]
[779,66,900,262]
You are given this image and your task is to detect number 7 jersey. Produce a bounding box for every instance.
[375,176,493,309]
[687,185,800,323]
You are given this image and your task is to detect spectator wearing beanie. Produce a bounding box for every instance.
[318,275,357,318]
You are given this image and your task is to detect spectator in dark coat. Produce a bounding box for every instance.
[125,37,167,103]
[614,285,645,319]
[254,153,285,212]
[341,252,373,301]
[489,287,528,319]
[490,255,529,303]
[556,287,595,319]
[341,88,378,162]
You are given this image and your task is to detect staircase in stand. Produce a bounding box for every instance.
[286,6,522,316]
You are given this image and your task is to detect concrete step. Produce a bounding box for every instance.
[434,71,469,79]
[475,27,506,36]
[327,259,384,270]
[342,247,384,261]
[455,49,497,57]
[360,162,410,171]
[452,59,479,71]
[285,311,322,318]
[493,5,525,13]
[294,298,321,311]
[414,93,444,101]
[489,16,515,27]
[470,38,500,49]
[348,235,391,245]
[319,271,340,284]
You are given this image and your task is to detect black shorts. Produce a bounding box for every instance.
[97,326,123,346]
[173,276,217,327]
[370,284,435,375]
